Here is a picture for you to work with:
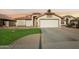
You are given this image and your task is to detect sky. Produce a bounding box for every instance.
[0,9,79,18]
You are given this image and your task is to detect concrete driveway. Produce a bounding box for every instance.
[41,27,79,49]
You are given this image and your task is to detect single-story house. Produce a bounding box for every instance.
[14,9,62,28]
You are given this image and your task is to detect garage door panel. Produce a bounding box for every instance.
[40,20,59,28]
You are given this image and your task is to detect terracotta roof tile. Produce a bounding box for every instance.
[37,12,63,19]
[32,13,41,15]
[14,15,32,20]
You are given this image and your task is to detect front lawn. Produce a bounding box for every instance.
[0,28,41,45]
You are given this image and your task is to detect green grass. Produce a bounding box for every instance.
[0,28,41,45]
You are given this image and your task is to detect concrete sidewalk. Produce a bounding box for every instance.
[0,34,40,49]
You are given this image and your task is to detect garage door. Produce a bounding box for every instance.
[40,19,59,28]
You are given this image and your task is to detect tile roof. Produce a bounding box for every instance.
[14,15,32,20]
[37,12,63,19]
[0,14,12,19]
[63,15,76,19]
[14,13,42,20]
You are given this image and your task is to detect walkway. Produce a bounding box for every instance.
[0,34,40,49]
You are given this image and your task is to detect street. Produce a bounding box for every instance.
[41,27,79,49]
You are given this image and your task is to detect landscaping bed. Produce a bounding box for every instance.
[0,28,41,45]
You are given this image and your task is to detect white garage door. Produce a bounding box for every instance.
[40,19,59,28]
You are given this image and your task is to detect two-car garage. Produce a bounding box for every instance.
[40,19,59,28]
[38,15,61,28]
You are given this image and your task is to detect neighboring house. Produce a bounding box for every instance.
[74,17,79,28]
[63,15,75,26]
[0,14,15,27]
[62,15,79,28]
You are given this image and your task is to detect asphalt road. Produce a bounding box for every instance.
[41,28,79,49]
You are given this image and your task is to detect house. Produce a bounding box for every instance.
[63,15,75,26]
[62,15,79,28]
[14,9,62,28]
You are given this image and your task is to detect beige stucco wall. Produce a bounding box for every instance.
[5,21,9,27]
[16,20,26,26]
[16,20,33,27]
[25,20,33,26]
